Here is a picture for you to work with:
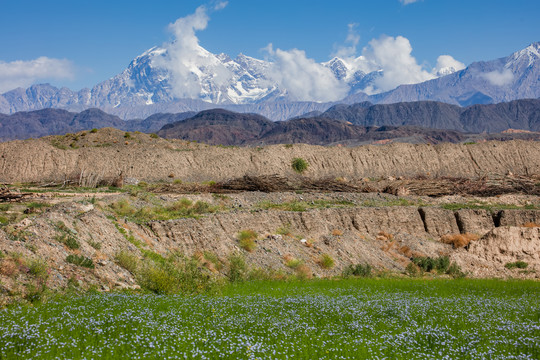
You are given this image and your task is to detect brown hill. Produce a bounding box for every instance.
[158,109,275,145]
[0,128,539,184]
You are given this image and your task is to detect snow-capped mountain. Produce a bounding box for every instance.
[371,42,540,106]
[0,42,538,120]
[321,57,382,94]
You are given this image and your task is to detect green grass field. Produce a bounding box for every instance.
[0,278,538,359]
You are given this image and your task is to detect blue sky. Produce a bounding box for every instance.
[0,0,539,92]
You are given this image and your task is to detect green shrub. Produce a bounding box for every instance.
[343,263,372,278]
[26,202,50,209]
[276,224,292,236]
[137,262,176,294]
[285,257,303,269]
[55,233,80,250]
[319,253,335,269]
[447,262,466,278]
[406,262,422,277]
[149,133,159,139]
[412,256,450,273]
[66,255,95,269]
[110,199,136,217]
[411,256,464,278]
[505,261,528,269]
[237,230,257,252]
[90,128,98,133]
[115,251,139,273]
[291,157,309,174]
[203,251,222,271]
[192,201,212,214]
[54,221,80,250]
[28,258,49,279]
[228,253,247,283]
[88,239,102,250]
[136,253,215,295]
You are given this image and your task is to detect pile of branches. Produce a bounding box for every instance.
[148,173,540,197]
[216,175,372,193]
[382,174,540,197]
[0,185,33,202]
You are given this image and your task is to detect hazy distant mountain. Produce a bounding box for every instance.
[370,42,540,106]
[0,108,125,142]
[0,99,540,144]
[0,108,196,141]
[1,101,539,144]
[321,99,540,133]
[322,101,464,130]
[156,108,539,146]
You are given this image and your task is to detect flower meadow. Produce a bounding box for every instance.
[0,279,538,359]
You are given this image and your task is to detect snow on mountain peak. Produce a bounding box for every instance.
[508,42,540,67]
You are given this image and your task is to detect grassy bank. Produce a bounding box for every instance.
[0,278,538,359]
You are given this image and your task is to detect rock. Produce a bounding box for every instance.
[419,207,460,237]
[455,209,495,236]
[466,226,540,264]
[79,204,94,212]
[124,177,139,185]
[498,210,540,227]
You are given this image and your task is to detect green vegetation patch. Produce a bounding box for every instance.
[408,256,465,278]
[291,157,309,173]
[505,261,528,269]
[237,230,258,252]
[66,255,94,269]
[109,197,219,223]
[257,199,355,212]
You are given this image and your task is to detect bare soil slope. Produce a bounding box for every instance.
[1,191,539,303]
[1,128,539,184]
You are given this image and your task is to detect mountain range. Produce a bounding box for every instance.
[0,42,538,120]
[1,99,539,144]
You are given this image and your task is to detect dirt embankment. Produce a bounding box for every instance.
[1,129,539,184]
[1,191,539,300]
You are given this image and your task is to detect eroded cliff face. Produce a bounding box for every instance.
[1,190,538,299]
[0,129,539,184]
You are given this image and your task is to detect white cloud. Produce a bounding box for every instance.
[400,0,421,4]
[265,44,349,102]
[433,55,466,76]
[213,1,228,10]
[363,35,435,92]
[331,27,466,94]
[153,4,232,99]
[0,57,74,93]
[481,68,514,86]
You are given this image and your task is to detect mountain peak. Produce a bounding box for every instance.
[509,42,540,66]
